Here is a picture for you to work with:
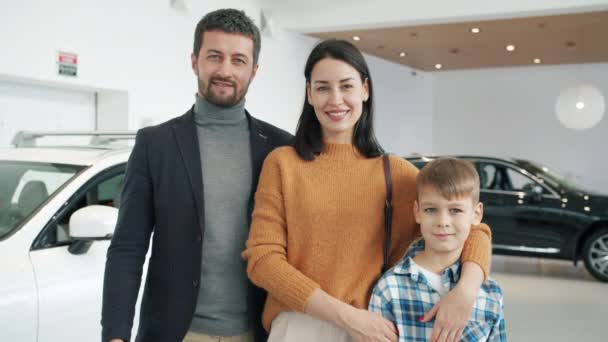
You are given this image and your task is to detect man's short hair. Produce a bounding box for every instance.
[193,8,261,64]
[416,157,480,203]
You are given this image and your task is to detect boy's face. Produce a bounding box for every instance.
[414,185,483,254]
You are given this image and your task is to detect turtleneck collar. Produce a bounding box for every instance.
[193,94,246,126]
[319,142,365,160]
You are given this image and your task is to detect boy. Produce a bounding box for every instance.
[369,157,506,341]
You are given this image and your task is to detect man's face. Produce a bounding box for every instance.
[191,30,258,107]
[414,185,483,254]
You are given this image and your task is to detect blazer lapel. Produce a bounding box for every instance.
[247,112,272,206]
[172,108,205,230]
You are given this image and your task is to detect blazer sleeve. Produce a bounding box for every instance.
[101,129,155,342]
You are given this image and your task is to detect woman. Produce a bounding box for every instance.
[242,40,491,342]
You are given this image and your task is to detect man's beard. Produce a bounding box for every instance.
[199,77,248,108]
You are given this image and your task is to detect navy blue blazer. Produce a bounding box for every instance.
[101,108,292,342]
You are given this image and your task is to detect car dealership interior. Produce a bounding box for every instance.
[1,1,607,341]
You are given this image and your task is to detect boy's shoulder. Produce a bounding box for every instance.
[374,257,420,293]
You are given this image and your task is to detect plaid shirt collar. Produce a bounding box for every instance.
[392,256,462,286]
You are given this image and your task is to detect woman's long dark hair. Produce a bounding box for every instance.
[294,39,384,160]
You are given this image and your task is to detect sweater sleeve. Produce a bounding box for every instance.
[461,223,492,278]
[242,151,320,313]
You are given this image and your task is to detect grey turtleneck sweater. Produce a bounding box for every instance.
[189,95,253,336]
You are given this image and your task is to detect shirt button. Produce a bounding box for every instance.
[193,279,199,287]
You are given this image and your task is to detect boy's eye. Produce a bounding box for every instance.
[424,208,436,213]
[450,208,463,214]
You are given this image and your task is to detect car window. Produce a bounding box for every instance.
[506,168,539,192]
[0,161,82,240]
[478,163,498,190]
[36,168,125,249]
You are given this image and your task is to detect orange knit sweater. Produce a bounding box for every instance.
[242,144,491,332]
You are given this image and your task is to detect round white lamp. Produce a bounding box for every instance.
[555,84,605,130]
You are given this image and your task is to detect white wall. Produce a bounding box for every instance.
[432,63,608,193]
[366,56,433,156]
[0,0,424,151]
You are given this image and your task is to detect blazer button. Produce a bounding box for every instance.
[193,279,199,287]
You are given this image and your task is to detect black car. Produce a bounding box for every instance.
[406,155,608,282]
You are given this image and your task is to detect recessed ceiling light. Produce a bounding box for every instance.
[352,36,360,41]
[576,101,585,110]
[435,64,443,70]
[533,58,542,64]
[506,44,515,52]
[471,27,480,33]
[399,52,406,57]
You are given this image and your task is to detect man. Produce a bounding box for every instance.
[102,9,292,342]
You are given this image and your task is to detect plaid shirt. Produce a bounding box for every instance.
[369,241,506,342]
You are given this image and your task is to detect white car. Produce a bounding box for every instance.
[0,132,144,341]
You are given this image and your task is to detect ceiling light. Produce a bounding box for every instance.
[471,27,480,33]
[352,36,360,41]
[533,58,542,64]
[576,102,585,110]
[435,64,442,70]
[506,44,515,52]
[399,52,406,57]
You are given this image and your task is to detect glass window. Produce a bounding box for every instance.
[506,168,541,192]
[0,161,82,239]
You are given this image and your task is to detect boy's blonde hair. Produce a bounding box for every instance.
[416,157,480,203]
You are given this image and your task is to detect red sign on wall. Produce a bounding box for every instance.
[57,51,78,77]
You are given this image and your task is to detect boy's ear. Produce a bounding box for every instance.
[413,200,421,224]
[473,202,484,225]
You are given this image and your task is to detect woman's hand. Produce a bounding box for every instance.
[338,306,398,342]
[419,284,477,342]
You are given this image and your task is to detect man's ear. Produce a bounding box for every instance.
[251,63,259,80]
[191,53,198,76]
[473,202,484,225]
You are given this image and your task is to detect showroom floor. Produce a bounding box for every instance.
[491,255,607,341]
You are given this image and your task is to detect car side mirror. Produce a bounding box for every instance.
[524,184,543,203]
[68,205,118,254]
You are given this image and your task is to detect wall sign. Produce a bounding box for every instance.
[57,51,78,77]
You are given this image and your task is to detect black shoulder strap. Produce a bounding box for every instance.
[382,154,393,273]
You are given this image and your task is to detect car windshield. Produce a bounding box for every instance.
[0,161,83,239]
[515,159,580,191]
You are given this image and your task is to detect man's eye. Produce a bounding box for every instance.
[234,59,246,65]
[316,87,328,91]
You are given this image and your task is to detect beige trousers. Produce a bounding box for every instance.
[183,330,254,342]
[268,312,353,342]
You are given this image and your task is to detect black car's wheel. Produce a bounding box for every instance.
[582,228,608,282]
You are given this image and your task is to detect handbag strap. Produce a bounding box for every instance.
[382,154,393,273]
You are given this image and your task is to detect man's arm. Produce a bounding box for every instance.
[102,130,155,342]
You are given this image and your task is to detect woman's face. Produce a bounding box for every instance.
[307,58,369,144]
